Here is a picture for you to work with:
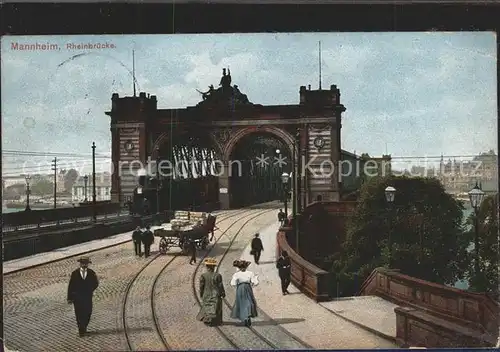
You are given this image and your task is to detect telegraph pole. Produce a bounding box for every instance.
[92,142,97,221]
[51,157,57,208]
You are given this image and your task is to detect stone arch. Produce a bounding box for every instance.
[150,132,224,160]
[223,125,297,162]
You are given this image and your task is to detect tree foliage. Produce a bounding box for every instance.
[3,184,26,199]
[31,179,54,196]
[332,176,470,297]
[63,169,79,191]
[466,193,499,296]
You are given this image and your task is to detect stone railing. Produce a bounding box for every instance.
[359,267,499,347]
[276,225,333,302]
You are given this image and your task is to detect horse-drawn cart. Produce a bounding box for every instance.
[154,211,216,254]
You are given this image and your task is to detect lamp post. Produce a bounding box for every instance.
[281,172,289,219]
[92,142,97,221]
[156,147,162,224]
[384,186,396,268]
[468,182,485,284]
[25,175,31,211]
[83,175,88,202]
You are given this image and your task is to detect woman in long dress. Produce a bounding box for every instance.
[196,257,226,326]
[230,260,259,326]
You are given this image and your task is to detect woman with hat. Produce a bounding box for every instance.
[196,257,226,326]
[230,260,259,326]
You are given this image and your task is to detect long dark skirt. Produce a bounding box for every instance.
[197,295,223,326]
[230,283,258,321]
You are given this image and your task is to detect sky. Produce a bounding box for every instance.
[1,32,498,176]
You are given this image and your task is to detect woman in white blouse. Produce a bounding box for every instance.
[230,260,259,326]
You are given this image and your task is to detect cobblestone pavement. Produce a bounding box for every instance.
[196,209,281,350]
[123,254,176,351]
[214,213,310,350]
[239,223,398,349]
[3,209,240,352]
[154,208,277,350]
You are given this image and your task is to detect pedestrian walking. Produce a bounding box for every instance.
[196,257,226,326]
[277,209,286,225]
[250,233,264,264]
[67,257,99,337]
[276,250,292,295]
[207,213,216,242]
[141,225,155,258]
[230,260,258,326]
[132,226,143,256]
[188,237,197,264]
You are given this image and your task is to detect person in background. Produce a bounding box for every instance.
[141,225,155,258]
[132,226,143,257]
[230,260,258,327]
[67,257,99,337]
[188,237,197,265]
[196,257,225,326]
[277,209,286,225]
[276,250,292,295]
[250,233,264,265]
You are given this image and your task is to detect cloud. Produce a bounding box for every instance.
[1,33,497,175]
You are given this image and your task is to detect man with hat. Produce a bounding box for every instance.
[67,256,99,337]
[196,257,226,326]
[132,226,143,257]
[250,233,264,265]
[141,225,155,258]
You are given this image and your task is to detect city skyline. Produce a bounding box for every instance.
[1,32,497,176]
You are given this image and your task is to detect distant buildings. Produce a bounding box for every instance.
[396,150,498,194]
[71,173,111,202]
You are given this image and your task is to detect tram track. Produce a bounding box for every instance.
[122,207,263,351]
[191,206,281,350]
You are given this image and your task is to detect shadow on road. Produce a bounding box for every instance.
[86,327,153,336]
[252,317,306,326]
[221,317,305,327]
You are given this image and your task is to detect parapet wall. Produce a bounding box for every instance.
[360,267,499,347]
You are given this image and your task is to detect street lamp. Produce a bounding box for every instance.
[83,175,88,202]
[156,147,162,224]
[385,186,396,268]
[281,172,289,219]
[25,175,31,211]
[468,182,485,283]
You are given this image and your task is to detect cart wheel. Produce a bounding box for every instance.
[201,237,208,250]
[159,238,169,254]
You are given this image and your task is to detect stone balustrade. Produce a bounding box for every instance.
[360,267,499,347]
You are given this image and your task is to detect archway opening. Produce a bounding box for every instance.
[145,130,221,213]
[229,132,292,208]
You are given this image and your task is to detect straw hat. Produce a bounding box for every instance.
[238,260,251,268]
[77,256,91,264]
[204,257,218,266]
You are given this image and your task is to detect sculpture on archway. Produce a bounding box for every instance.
[195,68,254,108]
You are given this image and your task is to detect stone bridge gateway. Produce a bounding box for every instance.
[107,69,346,211]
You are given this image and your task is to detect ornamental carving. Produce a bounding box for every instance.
[212,128,233,145]
[309,124,330,131]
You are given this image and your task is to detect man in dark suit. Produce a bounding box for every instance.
[251,233,264,264]
[277,209,286,225]
[141,225,155,258]
[276,250,291,295]
[67,257,99,336]
[188,238,197,265]
[132,226,143,256]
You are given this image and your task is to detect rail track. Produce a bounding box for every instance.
[191,206,287,349]
[121,207,264,351]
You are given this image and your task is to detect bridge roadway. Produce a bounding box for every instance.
[3,202,397,351]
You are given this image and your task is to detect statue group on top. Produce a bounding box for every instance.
[196,68,250,107]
